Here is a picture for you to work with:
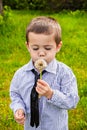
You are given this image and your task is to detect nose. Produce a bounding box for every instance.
[39,51,45,57]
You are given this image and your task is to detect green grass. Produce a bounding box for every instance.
[0,10,87,129]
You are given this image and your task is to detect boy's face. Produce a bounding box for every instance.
[26,32,62,64]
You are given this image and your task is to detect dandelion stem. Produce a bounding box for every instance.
[40,71,42,79]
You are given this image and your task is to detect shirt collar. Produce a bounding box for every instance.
[25,59,57,74]
[25,59,34,71]
[45,59,57,74]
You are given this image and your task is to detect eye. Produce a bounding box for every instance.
[32,47,39,50]
[45,47,52,50]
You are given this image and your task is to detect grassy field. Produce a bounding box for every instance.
[0,10,87,130]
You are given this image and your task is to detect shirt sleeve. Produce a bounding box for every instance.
[47,68,79,109]
[10,71,26,114]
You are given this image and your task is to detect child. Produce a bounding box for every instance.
[10,16,79,130]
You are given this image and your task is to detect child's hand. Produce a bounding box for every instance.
[36,79,53,99]
[14,109,25,125]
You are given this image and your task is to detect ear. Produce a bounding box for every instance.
[56,41,62,52]
[25,41,30,51]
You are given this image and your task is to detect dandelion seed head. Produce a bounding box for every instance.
[35,59,47,72]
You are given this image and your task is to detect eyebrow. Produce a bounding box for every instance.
[31,45,39,47]
[31,45,53,47]
[44,45,53,47]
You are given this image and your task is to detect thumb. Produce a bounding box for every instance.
[15,109,24,118]
[18,109,24,117]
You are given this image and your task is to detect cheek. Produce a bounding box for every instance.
[49,50,56,57]
[46,52,56,62]
[50,53,56,59]
[30,51,36,57]
[29,51,38,61]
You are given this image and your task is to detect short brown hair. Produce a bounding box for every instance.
[26,16,61,45]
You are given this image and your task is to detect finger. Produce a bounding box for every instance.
[18,109,24,116]
[37,79,48,86]
[36,86,46,94]
[15,114,25,122]
[15,110,24,118]
[37,82,49,91]
[17,119,25,125]
[15,116,25,125]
